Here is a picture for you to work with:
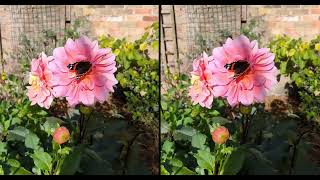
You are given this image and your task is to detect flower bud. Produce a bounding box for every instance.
[80,106,93,115]
[239,105,252,115]
[211,126,230,145]
[1,73,6,81]
[53,126,70,145]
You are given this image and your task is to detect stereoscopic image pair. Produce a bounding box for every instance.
[0,5,319,175]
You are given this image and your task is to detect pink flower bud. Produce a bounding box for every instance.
[53,126,70,145]
[211,126,230,145]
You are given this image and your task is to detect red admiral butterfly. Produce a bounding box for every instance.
[224,60,250,79]
[67,61,92,80]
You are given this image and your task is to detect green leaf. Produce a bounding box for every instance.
[183,117,193,125]
[160,119,170,134]
[30,151,52,172]
[81,148,112,175]
[191,133,207,150]
[220,148,245,175]
[280,61,287,74]
[209,110,220,116]
[0,165,3,175]
[210,117,231,125]
[84,148,104,162]
[161,101,168,110]
[170,158,183,167]
[162,140,174,154]
[0,123,3,134]
[7,126,29,142]
[0,142,7,154]
[174,126,197,141]
[10,167,33,175]
[151,41,159,50]
[302,51,309,60]
[43,117,62,135]
[288,49,295,56]
[161,165,170,175]
[124,59,131,69]
[25,132,40,150]
[119,78,127,87]
[59,146,84,175]
[194,150,215,173]
[7,159,20,167]
[174,167,196,175]
[10,117,21,126]
[36,110,48,116]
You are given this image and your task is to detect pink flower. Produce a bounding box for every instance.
[211,126,230,145]
[188,52,215,108]
[53,126,70,145]
[26,53,54,109]
[211,35,278,107]
[49,35,118,106]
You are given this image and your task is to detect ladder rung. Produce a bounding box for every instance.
[166,51,175,55]
[162,25,172,28]
[161,11,171,14]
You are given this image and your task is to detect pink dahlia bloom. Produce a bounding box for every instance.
[26,52,54,109]
[188,52,215,108]
[211,35,278,107]
[49,35,118,106]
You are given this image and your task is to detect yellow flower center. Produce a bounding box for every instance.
[29,74,41,91]
[191,75,201,93]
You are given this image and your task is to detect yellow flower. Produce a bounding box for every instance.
[315,43,320,51]
[114,49,120,56]
[139,42,148,51]
[1,73,6,81]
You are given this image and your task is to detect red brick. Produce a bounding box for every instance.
[143,16,158,21]
[126,15,142,21]
[310,8,320,14]
[313,21,320,28]
[302,15,319,21]
[136,21,153,28]
[134,8,152,14]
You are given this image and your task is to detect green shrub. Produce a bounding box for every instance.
[99,22,159,126]
[269,35,320,122]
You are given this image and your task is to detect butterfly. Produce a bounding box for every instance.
[67,61,92,80]
[224,60,250,79]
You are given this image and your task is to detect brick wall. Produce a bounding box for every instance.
[247,5,320,45]
[71,5,158,41]
[0,5,158,74]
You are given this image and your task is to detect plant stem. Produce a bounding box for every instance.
[289,129,312,175]
[78,107,93,144]
[78,111,85,144]
[240,115,251,145]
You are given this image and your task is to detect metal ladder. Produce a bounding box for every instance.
[160,5,180,76]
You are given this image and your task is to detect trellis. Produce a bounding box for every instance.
[161,5,247,76]
[9,5,69,50]
[185,5,243,52]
